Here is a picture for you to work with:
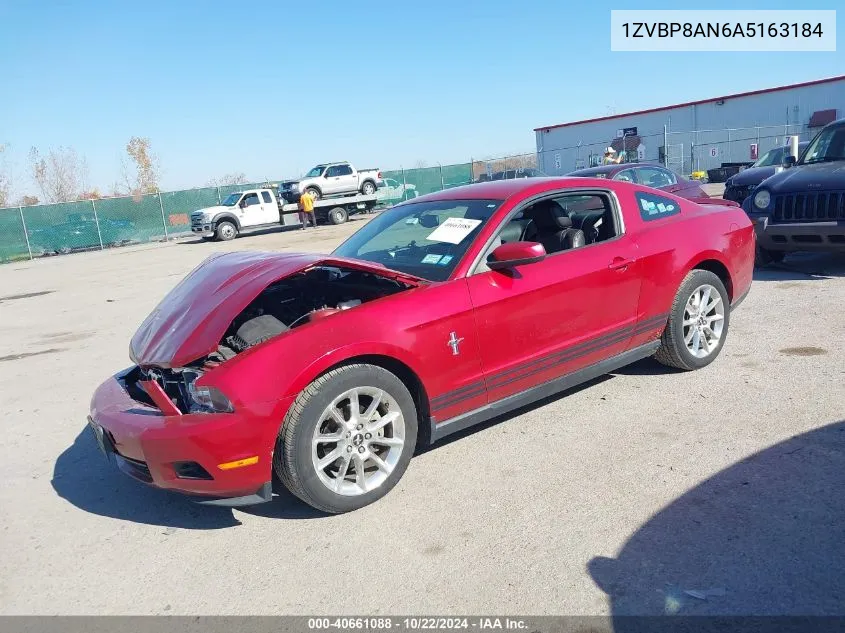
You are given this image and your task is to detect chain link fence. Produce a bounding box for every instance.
[668,124,809,175]
[539,124,812,178]
[1,181,275,263]
[0,124,818,264]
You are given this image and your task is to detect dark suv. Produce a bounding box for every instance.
[723,141,810,204]
[743,118,845,266]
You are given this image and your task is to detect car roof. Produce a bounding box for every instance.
[567,162,667,178]
[409,177,620,202]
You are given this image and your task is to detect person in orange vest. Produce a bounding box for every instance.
[299,190,316,230]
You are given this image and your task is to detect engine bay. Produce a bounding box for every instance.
[214,265,412,360]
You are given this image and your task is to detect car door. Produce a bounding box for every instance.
[260,190,279,224]
[238,193,261,227]
[324,164,355,194]
[465,190,642,405]
[322,165,341,195]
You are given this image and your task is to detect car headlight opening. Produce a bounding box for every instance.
[753,189,771,210]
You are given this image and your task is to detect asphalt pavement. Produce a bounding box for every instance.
[1,212,843,616]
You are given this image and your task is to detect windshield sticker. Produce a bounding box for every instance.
[438,255,453,266]
[426,217,482,244]
[636,192,679,221]
[405,217,419,225]
[421,254,442,264]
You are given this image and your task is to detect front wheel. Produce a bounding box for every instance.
[215,220,238,241]
[274,364,418,514]
[304,187,321,201]
[361,181,376,196]
[654,269,730,371]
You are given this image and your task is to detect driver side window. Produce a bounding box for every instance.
[474,191,622,274]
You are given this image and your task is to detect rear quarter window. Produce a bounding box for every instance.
[636,191,680,222]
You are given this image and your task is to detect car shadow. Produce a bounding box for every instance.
[588,419,845,623]
[753,252,845,281]
[52,427,323,527]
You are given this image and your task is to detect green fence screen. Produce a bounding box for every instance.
[0,163,478,264]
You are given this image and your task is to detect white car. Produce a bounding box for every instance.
[376,178,418,203]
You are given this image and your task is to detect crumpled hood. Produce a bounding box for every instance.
[761,160,845,194]
[728,166,780,187]
[129,251,420,368]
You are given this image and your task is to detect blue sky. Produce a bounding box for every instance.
[0,0,842,197]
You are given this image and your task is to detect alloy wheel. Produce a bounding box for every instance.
[683,284,725,358]
[311,387,405,496]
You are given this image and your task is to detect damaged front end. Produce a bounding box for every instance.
[126,253,421,416]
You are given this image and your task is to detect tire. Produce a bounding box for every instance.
[215,220,238,241]
[274,363,418,514]
[361,181,376,196]
[654,269,730,371]
[328,206,348,225]
[304,187,321,201]
[754,244,785,267]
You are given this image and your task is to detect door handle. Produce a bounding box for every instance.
[608,257,634,271]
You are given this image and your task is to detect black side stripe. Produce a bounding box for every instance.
[430,313,668,413]
[430,380,486,407]
[487,315,666,392]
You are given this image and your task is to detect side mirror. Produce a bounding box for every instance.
[784,155,797,167]
[487,241,546,270]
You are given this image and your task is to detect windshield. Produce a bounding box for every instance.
[752,147,788,167]
[801,125,845,164]
[305,165,326,178]
[221,193,242,206]
[332,199,503,282]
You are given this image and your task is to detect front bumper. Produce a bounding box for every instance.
[723,184,754,205]
[88,368,277,505]
[750,214,845,253]
[190,217,214,237]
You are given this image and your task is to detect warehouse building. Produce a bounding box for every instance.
[534,75,844,177]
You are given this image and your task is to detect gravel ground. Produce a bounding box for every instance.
[0,212,843,617]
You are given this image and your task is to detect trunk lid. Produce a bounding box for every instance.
[130,251,421,368]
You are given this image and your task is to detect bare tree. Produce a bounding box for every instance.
[29,146,89,203]
[206,172,249,187]
[122,136,161,196]
[0,144,10,208]
[16,195,39,207]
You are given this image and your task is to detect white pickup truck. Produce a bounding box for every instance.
[190,187,378,241]
[279,161,383,203]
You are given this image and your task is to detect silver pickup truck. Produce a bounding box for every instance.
[280,161,383,202]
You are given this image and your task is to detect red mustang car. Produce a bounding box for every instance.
[88,178,754,513]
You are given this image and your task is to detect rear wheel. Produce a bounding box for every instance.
[755,244,785,267]
[215,220,238,241]
[328,206,348,225]
[654,269,730,371]
[361,181,376,196]
[274,364,418,514]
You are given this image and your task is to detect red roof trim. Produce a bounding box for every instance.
[534,75,845,132]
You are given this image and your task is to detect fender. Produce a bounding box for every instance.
[682,248,734,299]
[212,213,241,230]
[360,179,376,193]
[283,340,429,402]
